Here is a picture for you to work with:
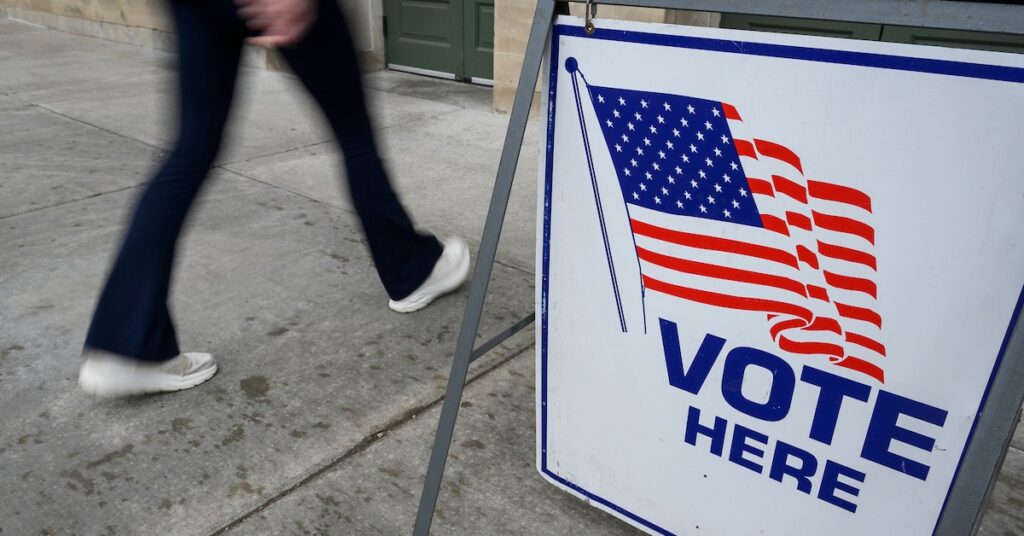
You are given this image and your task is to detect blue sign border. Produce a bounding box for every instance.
[540,21,1024,536]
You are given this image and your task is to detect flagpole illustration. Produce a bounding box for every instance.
[566,57,628,333]
[567,57,652,333]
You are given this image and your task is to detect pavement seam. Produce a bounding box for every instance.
[213,106,470,169]
[216,165,343,208]
[25,101,170,153]
[216,140,333,168]
[10,67,175,104]
[0,184,143,222]
[206,339,536,535]
[13,84,469,175]
[215,167,536,276]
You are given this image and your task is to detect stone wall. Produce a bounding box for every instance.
[1,0,386,70]
[3,0,176,50]
[492,2,720,114]
[5,0,169,30]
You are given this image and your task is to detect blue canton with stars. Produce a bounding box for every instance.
[588,86,763,227]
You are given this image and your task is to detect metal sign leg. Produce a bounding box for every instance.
[411,1,558,534]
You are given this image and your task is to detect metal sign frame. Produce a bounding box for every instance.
[412,1,1024,534]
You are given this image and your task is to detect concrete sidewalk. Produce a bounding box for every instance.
[1,19,1022,535]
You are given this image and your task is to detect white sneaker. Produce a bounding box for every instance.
[79,351,218,397]
[389,236,471,313]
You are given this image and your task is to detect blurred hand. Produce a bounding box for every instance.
[236,0,316,47]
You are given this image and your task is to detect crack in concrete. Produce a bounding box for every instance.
[205,340,535,536]
[494,258,533,277]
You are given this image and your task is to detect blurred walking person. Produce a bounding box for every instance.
[78,0,470,397]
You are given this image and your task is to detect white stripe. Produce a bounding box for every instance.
[628,203,793,252]
[639,261,805,306]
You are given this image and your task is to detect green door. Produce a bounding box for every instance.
[384,0,494,83]
[463,0,495,82]
[720,14,1024,54]
[384,0,462,78]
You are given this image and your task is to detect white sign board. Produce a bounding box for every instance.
[537,16,1024,536]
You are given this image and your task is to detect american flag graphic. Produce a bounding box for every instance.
[578,78,886,383]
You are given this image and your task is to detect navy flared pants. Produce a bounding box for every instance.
[85,0,442,361]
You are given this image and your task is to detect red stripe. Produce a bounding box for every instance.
[734,139,757,159]
[807,317,843,334]
[817,241,877,271]
[643,276,812,322]
[772,175,808,204]
[796,245,819,269]
[770,316,842,338]
[836,302,883,328]
[786,212,812,231]
[777,335,844,358]
[747,178,774,196]
[812,211,875,245]
[755,139,803,174]
[631,219,799,269]
[722,103,743,121]
[637,247,807,296]
[807,180,873,212]
[806,285,830,302]
[770,317,805,340]
[832,355,885,383]
[845,332,887,356]
[761,215,790,236]
[824,270,878,298]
